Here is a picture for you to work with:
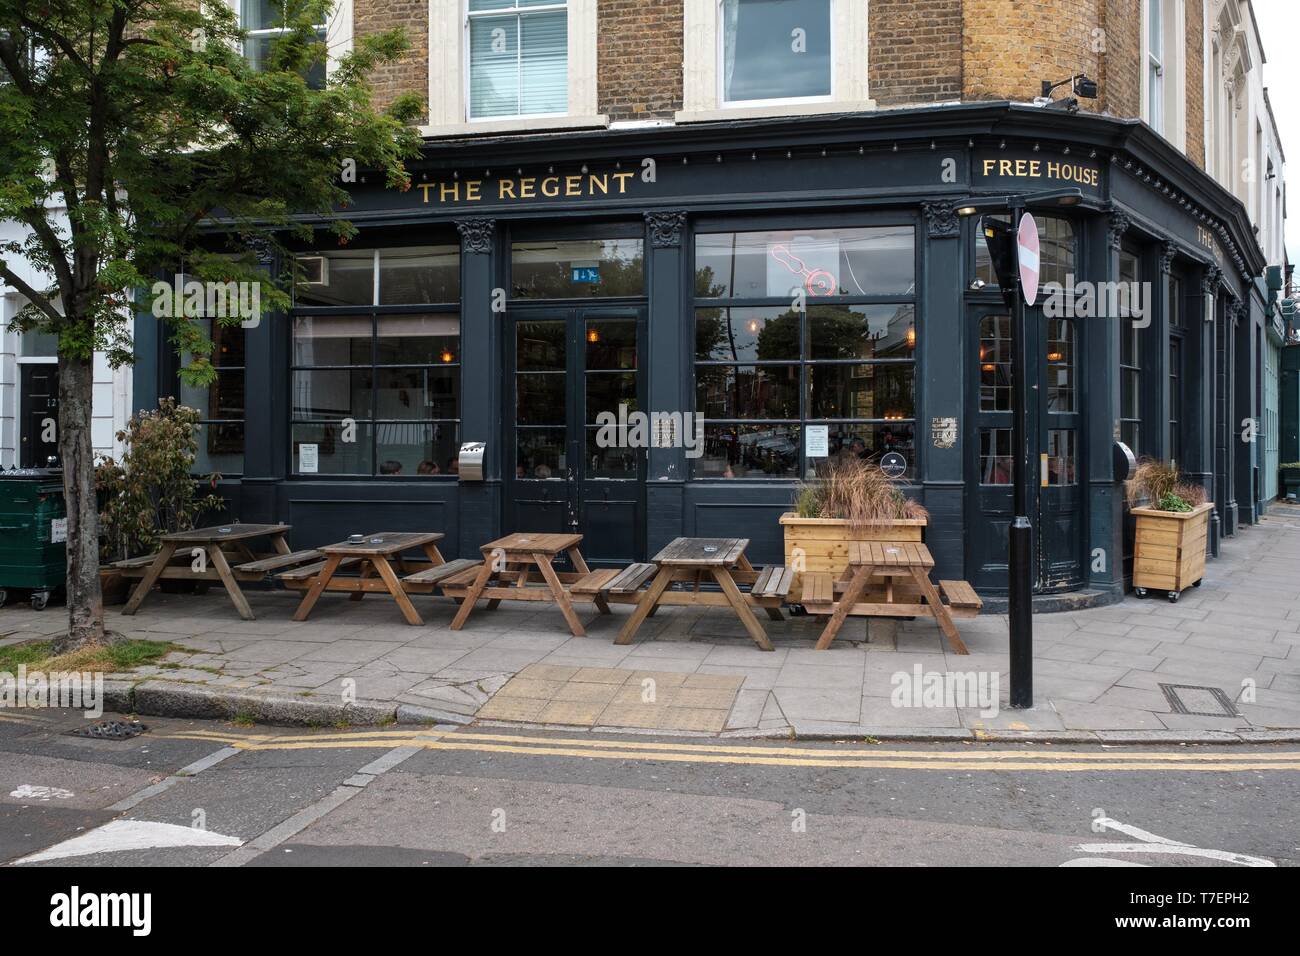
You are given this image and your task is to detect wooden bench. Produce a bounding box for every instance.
[606,562,658,597]
[752,565,795,599]
[234,549,323,575]
[569,568,622,595]
[401,558,481,590]
[799,571,835,606]
[939,580,984,616]
[277,557,363,586]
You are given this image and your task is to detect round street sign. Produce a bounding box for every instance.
[880,452,907,479]
[1017,212,1040,306]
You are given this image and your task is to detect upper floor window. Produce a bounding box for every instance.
[241,0,328,90]
[467,0,568,120]
[722,0,831,105]
[1142,0,1184,148]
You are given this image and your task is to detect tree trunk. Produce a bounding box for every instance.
[54,352,108,653]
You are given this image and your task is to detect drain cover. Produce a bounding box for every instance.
[67,719,148,740]
[1159,683,1239,718]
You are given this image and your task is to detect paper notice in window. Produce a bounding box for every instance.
[805,425,829,458]
[299,444,319,474]
[50,518,67,544]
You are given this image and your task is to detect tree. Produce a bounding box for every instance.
[0,1,422,651]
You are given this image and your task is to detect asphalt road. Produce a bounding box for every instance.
[0,709,1296,867]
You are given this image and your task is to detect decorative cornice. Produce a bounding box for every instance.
[921,200,959,239]
[455,218,495,255]
[1201,265,1223,295]
[1106,210,1132,251]
[645,210,688,248]
[1159,241,1178,274]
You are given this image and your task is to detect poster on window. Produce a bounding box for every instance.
[299,443,319,474]
[766,236,840,298]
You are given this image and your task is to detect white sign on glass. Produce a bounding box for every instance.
[805,425,829,458]
[299,443,319,474]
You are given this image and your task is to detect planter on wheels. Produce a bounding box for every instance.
[1131,502,1213,603]
[779,513,927,602]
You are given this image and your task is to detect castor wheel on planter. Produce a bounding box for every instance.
[1167,590,1180,604]
[1193,579,1203,588]
[31,590,50,611]
[1134,587,1147,598]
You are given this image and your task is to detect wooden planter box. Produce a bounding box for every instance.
[1131,502,1212,602]
[779,512,926,577]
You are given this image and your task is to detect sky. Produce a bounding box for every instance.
[1251,1,1300,268]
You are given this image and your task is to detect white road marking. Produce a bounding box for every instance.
[10,784,73,800]
[1066,816,1275,867]
[14,819,243,864]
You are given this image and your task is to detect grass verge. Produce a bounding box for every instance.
[0,638,178,674]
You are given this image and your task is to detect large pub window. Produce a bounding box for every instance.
[290,246,461,477]
[692,225,916,479]
[1169,274,1184,466]
[178,319,246,476]
[1118,248,1142,456]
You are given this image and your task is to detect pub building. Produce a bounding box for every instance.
[132,102,1269,607]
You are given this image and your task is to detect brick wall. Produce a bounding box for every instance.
[963,0,1105,111]
[597,0,683,120]
[354,0,428,115]
[1101,0,1141,119]
[868,0,962,106]
[1185,0,1205,168]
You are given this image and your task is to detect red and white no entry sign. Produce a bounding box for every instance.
[1017,212,1040,306]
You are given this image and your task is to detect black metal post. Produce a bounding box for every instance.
[1007,201,1034,708]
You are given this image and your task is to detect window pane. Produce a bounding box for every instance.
[512,239,645,298]
[1046,318,1075,413]
[980,428,1012,485]
[378,246,459,304]
[293,315,372,365]
[377,421,460,477]
[292,422,372,475]
[294,251,374,306]
[976,216,1074,288]
[241,0,283,31]
[809,304,915,360]
[517,427,566,478]
[469,16,519,119]
[817,423,916,477]
[194,422,245,476]
[979,313,1011,412]
[376,367,458,420]
[516,373,565,424]
[586,371,637,423]
[695,227,914,298]
[807,364,914,420]
[722,0,830,103]
[696,424,800,478]
[18,329,58,357]
[695,307,800,361]
[516,320,566,370]
[1046,429,1076,486]
[519,11,567,115]
[586,429,637,478]
[292,369,373,419]
[178,369,246,422]
[586,319,636,369]
[376,313,459,365]
[696,364,799,419]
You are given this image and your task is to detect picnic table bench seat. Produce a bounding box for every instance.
[606,562,658,594]
[277,556,363,584]
[939,579,983,613]
[401,558,481,586]
[234,549,323,574]
[110,553,167,571]
[569,568,622,595]
[752,565,795,600]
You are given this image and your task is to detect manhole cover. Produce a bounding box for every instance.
[66,719,148,740]
[1159,683,1239,718]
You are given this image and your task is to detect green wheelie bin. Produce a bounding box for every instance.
[0,467,67,610]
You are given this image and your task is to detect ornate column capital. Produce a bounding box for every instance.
[455,218,495,255]
[922,200,959,239]
[1106,209,1132,251]
[1159,241,1178,274]
[645,211,688,248]
[1200,265,1223,295]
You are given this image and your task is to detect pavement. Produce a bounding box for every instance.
[0,709,1295,867]
[4,506,1300,742]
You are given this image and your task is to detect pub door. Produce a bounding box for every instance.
[965,304,1083,593]
[20,363,59,468]
[504,305,646,565]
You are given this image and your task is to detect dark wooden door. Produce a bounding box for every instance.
[20,363,59,468]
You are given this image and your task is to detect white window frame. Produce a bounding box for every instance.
[227,0,351,80]
[1141,0,1186,151]
[427,0,604,137]
[716,0,834,109]
[680,0,872,123]
[464,0,568,123]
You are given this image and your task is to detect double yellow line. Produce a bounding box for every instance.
[162,727,1300,773]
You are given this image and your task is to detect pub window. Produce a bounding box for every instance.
[693,226,917,479]
[1046,318,1076,413]
[467,0,568,120]
[1045,428,1077,486]
[178,320,246,476]
[975,215,1075,289]
[979,427,1012,485]
[1118,249,1142,456]
[291,246,461,476]
[241,0,329,90]
[511,239,645,298]
[1169,276,1184,465]
[721,0,831,105]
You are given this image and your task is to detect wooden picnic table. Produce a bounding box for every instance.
[288,532,447,626]
[811,540,970,653]
[445,532,608,636]
[120,523,317,621]
[615,537,788,651]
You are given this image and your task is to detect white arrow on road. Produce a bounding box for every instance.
[15,819,243,864]
[1064,816,1275,867]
